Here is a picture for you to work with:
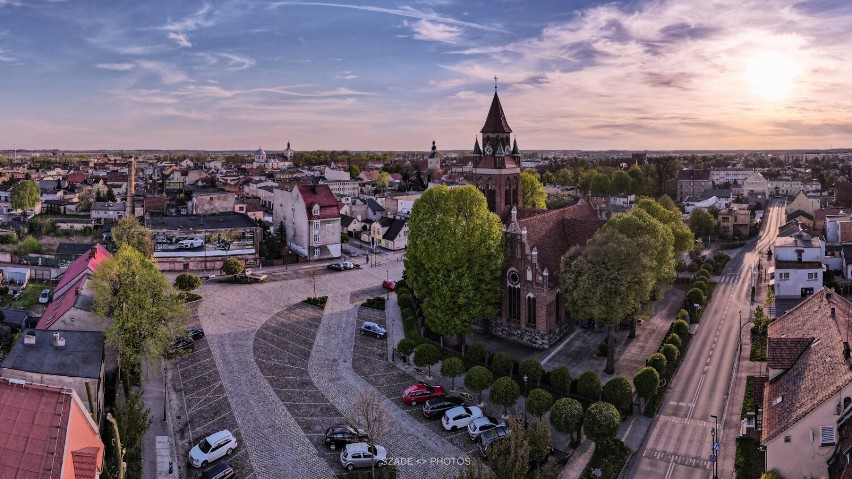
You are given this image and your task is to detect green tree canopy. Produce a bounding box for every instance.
[589,173,611,195]
[610,170,632,194]
[661,344,680,374]
[489,376,521,415]
[635,197,694,254]
[577,371,602,400]
[464,366,494,404]
[413,343,441,377]
[604,208,676,291]
[549,366,571,396]
[689,207,716,240]
[550,397,584,444]
[647,353,668,378]
[491,352,513,377]
[665,333,683,350]
[91,245,188,374]
[602,377,633,413]
[348,164,361,179]
[673,319,690,338]
[405,185,504,341]
[221,258,244,281]
[584,402,621,445]
[527,419,552,467]
[396,338,417,359]
[519,359,543,386]
[633,367,660,408]
[488,417,529,479]
[440,357,466,390]
[376,171,390,190]
[520,170,547,209]
[11,179,40,213]
[174,273,201,292]
[111,217,154,257]
[525,388,554,419]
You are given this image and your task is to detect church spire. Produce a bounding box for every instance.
[512,138,520,156]
[473,137,482,155]
[480,91,512,134]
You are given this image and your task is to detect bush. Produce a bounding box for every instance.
[464,366,494,403]
[526,388,554,419]
[15,236,43,255]
[584,402,621,444]
[362,296,386,310]
[396,338,418,359]
[519,359,544,386]
[184,292,202,302]
[466,342,487,364]
[687,261,700,273]
[699,265,714,278]
[174,273,201,292]
[760,470,784,479]
[0,230,17,244]
[303,296,328,308]
[672,319,690,338]
[602,377,633,413]
[675,259,687,272]
[490,376,521,415]
[633,367,659,404]
[695,268,711,281]
[661,344,680,374]
[549,366,571,396]
[577,370,602,400]
[692,279,709,294]
[686,287,705,307]
[665,333,683,350]
[647,353,668,378]
[490,352,513,377]
[440,357,465,390]
[582,438,629,479]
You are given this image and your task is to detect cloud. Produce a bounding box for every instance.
[157,4,213,32]
[0,48,15,62]
[168,32,192,48]
[409,19,462,43]
[95,62,135,71]
[136,60,190,84]
[335,71,357,80]
[217,53,254,70]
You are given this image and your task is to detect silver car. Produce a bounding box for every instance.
[340,442,388,471]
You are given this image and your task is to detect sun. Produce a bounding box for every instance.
[742,51,800,101]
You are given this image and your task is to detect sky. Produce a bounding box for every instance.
[1,0,852,151]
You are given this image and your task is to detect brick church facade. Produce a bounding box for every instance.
[468,92,602,348]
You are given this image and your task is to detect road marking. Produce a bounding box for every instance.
[664,459,676,479]
[687,373,705,419]
[540,329,580,366]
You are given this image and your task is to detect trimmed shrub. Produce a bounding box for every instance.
[549,366,571,396]
[695,268,711,281]
[692,279,709,294]
[665,333,683,350]
[633,367,660,406]
[602,377,633,413]
[577,370,602,400]
[672,319,690,338]
[464,366,494,404]
[584,402,621,444]
[490,376,521,415]
[490,352,513,377]
[396,338,417,360]
[661,344,680,374]
[686,288,705,307]
[466,343,487,364]
[440,357,465,390]
[519,359,544,386]
[647,353,668,378]
[413,343,441,376]
[526,388,554,419]
[687,261,700,273]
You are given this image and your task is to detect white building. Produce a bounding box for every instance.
[769,178,804,196]
[773,230,824,299]
[710,168,756,186]
[272,184,341,260]
[743,171,770,199]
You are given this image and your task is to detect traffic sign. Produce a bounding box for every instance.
[710,454,717,463]
[713,442,720,451]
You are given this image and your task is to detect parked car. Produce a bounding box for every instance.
[197,461,236,479]
[468,416,501,441]
[477,425,511,458]
[327,263,345,271]
[324,424,368,450]
[382,280,396,291]
[189,430,237,468]
[341,261,355,270]
[422,396,466,419]
[441,406,483,431]
[359,322,387,339]
[166,336,194,358]
[402,383,445,405]
[339,442,387,471]
[178,238,204,249]
[38,289,51,304]
[187,327,205,341]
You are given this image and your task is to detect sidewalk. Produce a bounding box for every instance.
[141,361,178,479]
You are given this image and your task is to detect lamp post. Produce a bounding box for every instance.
[738,310,743,352]
[523,375,529,426]
[162,363,167,422]
[710,414,719,479]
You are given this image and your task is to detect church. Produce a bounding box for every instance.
[467,91,603,349]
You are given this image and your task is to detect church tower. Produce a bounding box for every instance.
[470,90,522,222]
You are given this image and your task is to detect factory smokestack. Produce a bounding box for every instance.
[126,157,136,218]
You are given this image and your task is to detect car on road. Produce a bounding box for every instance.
[324,424,369,450]
[178,238,204,249]
[442,405,483,431]
[382,280,396,291]
[327,263,345,271]
[189,430,237,468]
[402,383,445,405]
[422,396,466,419]
[359,322,387,339]
[165,336,194,358]
[468,415,501,440]
[187,327,205,341]
[38,289,51,304]
[341,261,355,270]
[340,442,387,471]
[197,461,236,479]
[477,425,511,458]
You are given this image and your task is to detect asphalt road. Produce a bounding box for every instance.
[627,200,785,479]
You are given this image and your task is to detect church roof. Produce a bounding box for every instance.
[480,92,512,134]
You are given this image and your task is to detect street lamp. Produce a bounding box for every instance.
[523,375,529,425]
[710,414,719,479]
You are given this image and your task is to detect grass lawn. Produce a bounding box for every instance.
[0,281,53,309]
[750,335,767,361]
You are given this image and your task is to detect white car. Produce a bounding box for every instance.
[189,430,237,468]
[441,405,483,431]
[468,415,500,441]
[340,442,388,471]
[38,289,51,304]
[178,238,204,249]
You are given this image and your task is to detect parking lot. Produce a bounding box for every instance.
[171,309,256,479]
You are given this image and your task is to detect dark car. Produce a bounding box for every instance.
[196,461,236,479]
[324,424,369,450]
[166,336,194,358]
[422,396,466,419]
[188,327,205,341]
[477,425,511,458]
[359,322,387,339]
[327,263,345,271]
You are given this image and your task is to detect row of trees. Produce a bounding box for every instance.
[538,156,684,198]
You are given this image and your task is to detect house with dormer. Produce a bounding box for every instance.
[272,183,342,260]
[773,228,824,299]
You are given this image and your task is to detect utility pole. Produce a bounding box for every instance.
[710,414,719,479]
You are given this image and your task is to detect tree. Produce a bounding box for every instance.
[276,221,287,246]
[551,397,584,444]
[10,179,40,213]
[665,333,683,350]
[589,173,611,195]
[405,185,504,345]
[672,319,690,338]
[488,416,529,479]
[16,236,43,255]
[633,367,660,410]
[520,170,546,209]
[451,460,494,479]
[348,164,361,179]
[350,389,395,477]
[91,245,188,376]
[563,228,657,372]
[396,338,417,365]
[647,353,668,378]
[627,165,648,195]
[577,370,601,400]
[635,198,694,254]
[526,388,554,419]
[584,402,621,446]
[464,366,494,404]
[413,343,441,377]
[519,359,544,386]
[440,357,465,390]
[489,376,521,416]
[491,352,513,377]
[111,217,154,257]
[661,344,680,375]
[173,273,201,292]
[112,392,151,478]
[376,171,390,190]
[658,194,678,212]
[610,170,632,194]
[221,258,244,282]
[686,288,705,307]
[602,377,633,413]
[605,208,676,291]
[549,366,571,397]
[541,170,555,186]
[689,207,715,240]
[527,419,552,473]
[760,470,785,479]
[466,343,487,363]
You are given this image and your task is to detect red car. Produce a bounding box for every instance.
[382,280,396,291]
[402,383,445,405]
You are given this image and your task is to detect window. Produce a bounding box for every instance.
[808,272,818,281]
[526,295,536,327]
[312,204,320,216]
[821,426,837,446]
[313,221,320,231]
[526,267,532,282]
[722,217,730,223]
[313,233,320,243]
[779,272,790,281]
[796,249,803,262]
[507,284,521,322]
[313,247,320,257]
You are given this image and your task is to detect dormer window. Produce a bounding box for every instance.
[312,204,320,216]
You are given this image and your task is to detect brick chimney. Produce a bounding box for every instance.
[126,157,136,218]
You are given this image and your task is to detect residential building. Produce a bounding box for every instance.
[383,193,421,218]
[682,195,718,214]
[773,229,824,299]
[818,209,851,234]
[710,168,755,186]
[762,289,852,479]
[1,329,105,417]
[189,188,237,215]
[743,171,770,199]
[0,378,104,479]
[676,169,711,201]
[785,190,821,229]
[769,178,804,196]
[272,184,341,260]
[146,213,261,271]
[90,202,125,225]
[717,206,751,240]
[836,181,852,207]
[37,245,111,332]
[358,217,408,251]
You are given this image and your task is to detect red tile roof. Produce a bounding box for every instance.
[70,447,100,479]
[242,197,262,212]
[763,288,852,442]
[480,92,512,133]
[296,184,340,220]
[767,337,813,369]
[837,181,852,204]
[65,174,89,185]
[815,208,847,221]
[36,276,87,330]
[143,197,168,215]
[54,244,110,295]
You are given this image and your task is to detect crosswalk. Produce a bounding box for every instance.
[716,272,749,284]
